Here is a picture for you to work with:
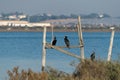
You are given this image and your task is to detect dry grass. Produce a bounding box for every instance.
[73,60,120,80]
[7,60,120,80]
[7,67,48,80]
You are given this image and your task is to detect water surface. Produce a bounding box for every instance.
[0,32,120,79]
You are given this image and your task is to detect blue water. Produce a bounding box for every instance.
[0,32,120,79]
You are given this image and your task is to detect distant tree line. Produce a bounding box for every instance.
[29,13,111,22]
[0,12,111,22]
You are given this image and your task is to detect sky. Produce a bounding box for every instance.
[0,0,120,17]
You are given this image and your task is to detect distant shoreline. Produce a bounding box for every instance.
[0,27,119,32]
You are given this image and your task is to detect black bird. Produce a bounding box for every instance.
[90,51,95,61]
[64,36,70,48]
[52,36,57,46]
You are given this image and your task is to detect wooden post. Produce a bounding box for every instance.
[52,25,54,39]
[46,43,81,59]
[107,27,115,61]
[41,26,47,71]
[77,16,85,60]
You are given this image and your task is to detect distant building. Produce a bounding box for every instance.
[18,15,27,19]
[29,22,51,27]
[0,20,51,27]
[8,14,27,20]
[8,15,17,20]
[46,13,52,17]
[99,14,104,18]
[0,20,28,26]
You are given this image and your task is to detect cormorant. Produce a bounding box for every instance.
[90,51,95,61]
[64,36,70,48]
[52,36,57,46]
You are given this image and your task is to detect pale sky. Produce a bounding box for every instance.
[0,0,119,17]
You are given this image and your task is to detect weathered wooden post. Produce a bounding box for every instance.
[77,16,85,60]
[41,26,47,71]
[107,27,115,61]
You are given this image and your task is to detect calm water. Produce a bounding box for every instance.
[0,32,120,79]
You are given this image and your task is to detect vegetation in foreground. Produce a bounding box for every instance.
[7,60,120,80]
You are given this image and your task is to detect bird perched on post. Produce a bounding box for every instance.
[52,36,57,46]
[90,51,95,61]
[64,36,70,48]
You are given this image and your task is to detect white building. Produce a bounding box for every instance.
[8,15,17,20]
[18,15,27,19]
[29,22,51,27]
[0,20,51,27]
